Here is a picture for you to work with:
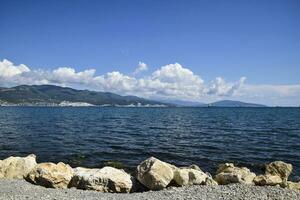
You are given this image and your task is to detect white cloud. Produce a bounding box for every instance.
[133,61,148,75]
[0,59,30,78]
[206,76,246,96]
[0,59,299,106]
[52,67,96,84]
[145,63,205,100]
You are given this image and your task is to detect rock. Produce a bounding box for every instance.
[265,161,292,182]
[166,163,178,173]
[173,168,208,186]
[287,181,300,190]
[205,177,218,186]
[205,172,213,179]
[188,164,202,171]
[70,167,133,193]
[131,177,148,192]
[26,162,73,189]
[214,163,256,185]
[216,163,235,174]
[254,174,282,186]
[0,154,37,179]
[136,157,174,190]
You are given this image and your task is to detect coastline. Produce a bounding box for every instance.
[1,155,300,200]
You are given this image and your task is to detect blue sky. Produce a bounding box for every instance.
[0,0,300,105]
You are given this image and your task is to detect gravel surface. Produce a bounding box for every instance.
[0,179,300,200]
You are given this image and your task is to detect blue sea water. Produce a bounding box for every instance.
[0,107,299,180]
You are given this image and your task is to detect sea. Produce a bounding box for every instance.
[0,107,299,180]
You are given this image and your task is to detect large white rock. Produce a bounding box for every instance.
[70,166,133,193]
[214,163,256,185]
[0,154,37,179]
[26,162,73,189]
[136,157,174,190]
[173,168,208,186]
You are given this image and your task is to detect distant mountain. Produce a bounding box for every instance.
[162,99,266,107]
[0,85,169,106]
[205,100,267,107]
[161,100,205,107]
[0,85,267,107]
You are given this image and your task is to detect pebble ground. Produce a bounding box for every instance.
[0,179,300,200]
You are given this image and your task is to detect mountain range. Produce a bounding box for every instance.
[166,99,266,107]
[0,85,167,106]
[0,85,267,107]
[204,100,266,107]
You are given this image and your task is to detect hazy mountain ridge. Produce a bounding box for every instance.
[0,85,267,107]
[163,100,266,107]
[205,100,267,107]
[0,85,168,106]
[160,100,205,107]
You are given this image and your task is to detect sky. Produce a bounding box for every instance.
[0,0,300,106]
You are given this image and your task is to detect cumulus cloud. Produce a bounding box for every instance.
[207,76,246,96]
[1,59,299,106]
[0,59,30,78]
[52,67,96,84]
[133,61,148,75]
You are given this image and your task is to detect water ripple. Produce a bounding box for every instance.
[0,107,299,179]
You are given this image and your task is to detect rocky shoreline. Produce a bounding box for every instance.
[1,154,300,199]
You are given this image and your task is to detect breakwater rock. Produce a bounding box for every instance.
[0,155,300,193]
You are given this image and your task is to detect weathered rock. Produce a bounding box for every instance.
[188,164,202,171]
[287,181,300,190]
[136,157,174,190]
[0,154,37,179]
[26,162,73,189]
[216,163,235,174]
[204,172,218,185]
[0,162,2,179]
[205,177,218,186]
[254,174,282,186]
[70,167,133,193]
[173,168,208,186]
[265,161,292,182]
[214,163,256,185]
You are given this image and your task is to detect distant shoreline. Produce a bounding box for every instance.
[1,104,299,108]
